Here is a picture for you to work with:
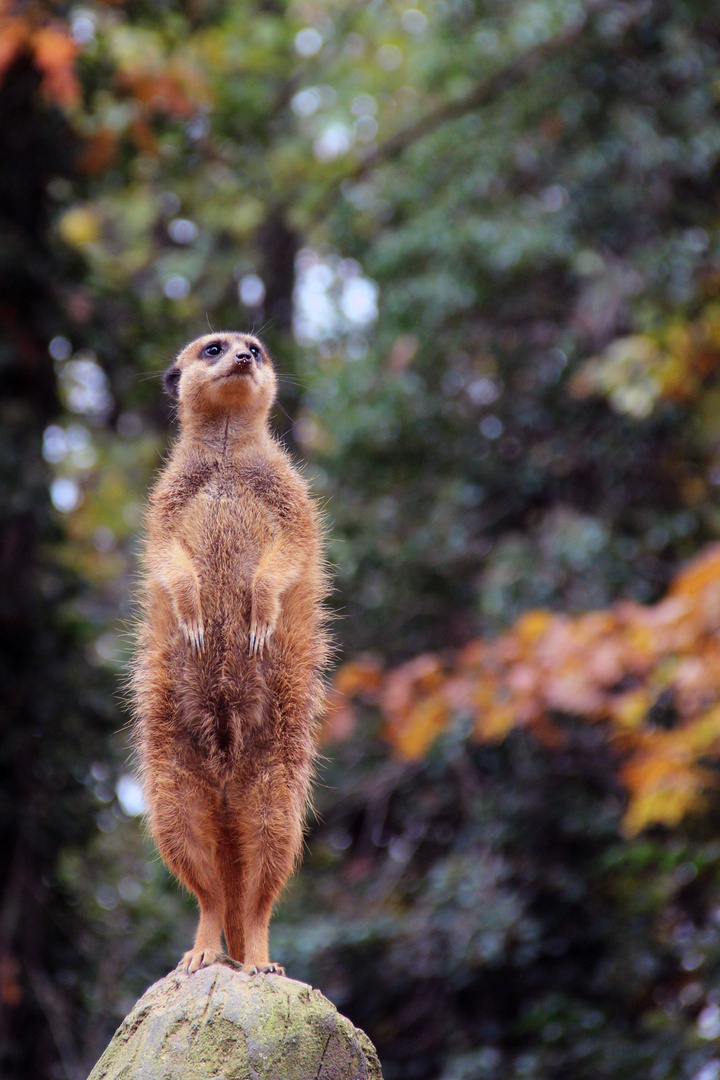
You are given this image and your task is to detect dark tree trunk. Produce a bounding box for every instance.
[0,54,109,1080]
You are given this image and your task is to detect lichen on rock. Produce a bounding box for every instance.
[87,960,383,1080]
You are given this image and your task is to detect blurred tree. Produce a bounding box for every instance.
[0,45,116,1080]
[7,1,720,1078]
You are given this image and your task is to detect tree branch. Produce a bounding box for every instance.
[309,0,612,223]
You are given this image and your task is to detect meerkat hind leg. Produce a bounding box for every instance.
[217,825,245,965]
[217,826,284,974]
[181,888,224,974]
[241,897,284,976]
[150,782,224,975]
[229,774,303,976]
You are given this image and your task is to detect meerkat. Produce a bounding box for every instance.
[131,332,330,976]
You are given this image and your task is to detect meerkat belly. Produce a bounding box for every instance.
[188,490,275,621]
[159,494,279,758]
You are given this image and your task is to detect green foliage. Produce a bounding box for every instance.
[7,1,720,1078]
[277,727,720,1080]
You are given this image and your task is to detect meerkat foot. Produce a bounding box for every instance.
[180,620,205,654]
[180,946,222,975]
[241,961,285,976]
[248,623,273,657]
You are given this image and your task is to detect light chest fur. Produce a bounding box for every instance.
[153,453,307,605]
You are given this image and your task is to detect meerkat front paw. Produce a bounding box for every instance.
[249,586,279,657]
[172,579,205,654]
[248,620,273,657]
[180,618,205,654]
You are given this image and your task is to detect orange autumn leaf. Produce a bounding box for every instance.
[379,655,447,758]
[669,545,720,618]
[320,657,384,746]
[474,700,517,741]
[0,13,80,109]
[0,17,26,84]
[622,781,708,836]
[380,654,444,721]
[334,658,383,698]
[335,543,720,833]
[32,25,79,107]
[514,609,556,648]
[385,694,449,760]
[619,711,720,834]
[609,688,651,730]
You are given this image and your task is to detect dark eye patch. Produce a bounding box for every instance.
[163,364,181,400]
[247,342,262,361]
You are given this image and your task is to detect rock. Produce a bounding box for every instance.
[87,959,383,1080]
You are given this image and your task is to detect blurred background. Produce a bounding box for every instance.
[7,0,720,1077]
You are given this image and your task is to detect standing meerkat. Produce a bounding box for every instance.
[131,331,330,975]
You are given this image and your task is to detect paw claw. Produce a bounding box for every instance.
[181,620,205,655]
[241,960,284,975]
[249,623,274,658]
[180,947,222,975]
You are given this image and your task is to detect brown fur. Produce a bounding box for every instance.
[130,332,331,975]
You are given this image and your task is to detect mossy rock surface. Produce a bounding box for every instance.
[87,960,383,1080]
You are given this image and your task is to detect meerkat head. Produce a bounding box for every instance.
[164,332,277,426]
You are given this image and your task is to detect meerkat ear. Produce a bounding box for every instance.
[163,364,181,400]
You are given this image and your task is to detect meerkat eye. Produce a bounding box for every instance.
[249,345,260,358]
[203,341,224,359]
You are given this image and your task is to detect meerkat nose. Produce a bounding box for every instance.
[235,351,252,364]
